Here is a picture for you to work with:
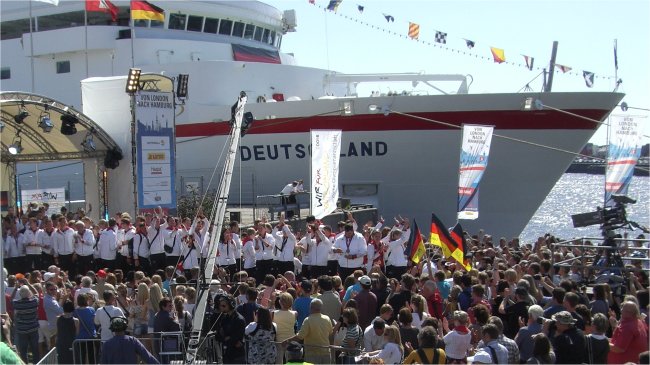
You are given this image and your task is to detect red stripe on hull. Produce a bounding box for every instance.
[176,109,609,138]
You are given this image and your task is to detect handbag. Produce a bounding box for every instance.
[164,233,177,254]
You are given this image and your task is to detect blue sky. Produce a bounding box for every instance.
[268,0,650,145]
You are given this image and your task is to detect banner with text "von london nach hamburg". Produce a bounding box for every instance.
[458,124,494,220]
[605,115,644,206]
[311,130,342,219]
[135,91,176,210]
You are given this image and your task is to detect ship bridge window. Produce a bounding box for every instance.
[151,20,164,28]
[0,19,31,40]
[218,19,233,35]
[253,26,263,42]
[204,17,219,33]
[134,19,148,27]
[244,24,255,39]
[187,15,203,32]
[232,22,245,38]
[56,60,70,74]
[1,68,10,80]
[169,13,187,30]
[38,11,84,32]
[269,30,277,46]
[262,29,271,44]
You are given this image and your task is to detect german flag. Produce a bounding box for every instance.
[429,213,458,260]
[131,0,164,21]
[405,220,426,264]
[450,222,471,271]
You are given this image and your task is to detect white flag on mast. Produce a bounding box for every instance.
[605,115,643,206]
[311,130,342,219]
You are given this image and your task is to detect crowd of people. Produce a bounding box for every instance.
[1,202,649,364]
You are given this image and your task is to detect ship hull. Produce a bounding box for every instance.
[172,92,624,238]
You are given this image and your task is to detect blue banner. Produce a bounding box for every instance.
[135,91,176,210]
[605,115,643,206]
[458,124,494,220]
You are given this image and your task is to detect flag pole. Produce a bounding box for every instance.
[84,7,89,78]
[29,0,35,92]
[309,129,312,216]
[130,7,135,67]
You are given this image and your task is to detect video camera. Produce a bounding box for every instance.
[571,194,636,232]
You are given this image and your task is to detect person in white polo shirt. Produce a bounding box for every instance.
[333,223,367,280]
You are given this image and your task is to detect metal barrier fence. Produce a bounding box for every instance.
[36,347,57,365]
[71,332,186,364]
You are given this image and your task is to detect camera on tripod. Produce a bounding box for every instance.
[571,194,636,232]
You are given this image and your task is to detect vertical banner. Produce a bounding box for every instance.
[605,115,643,206]
[135,91,176,210]
[311,130,342,219]
[458,124,494,220]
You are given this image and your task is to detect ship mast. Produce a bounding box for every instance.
[544,41,559,92]
[185,92,248,363]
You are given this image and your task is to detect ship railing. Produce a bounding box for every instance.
[255,192,309,220]
[324,72,470,95]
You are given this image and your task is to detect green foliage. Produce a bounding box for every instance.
[176,188,217,220]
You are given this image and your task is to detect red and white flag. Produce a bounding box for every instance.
[86,0,118,21]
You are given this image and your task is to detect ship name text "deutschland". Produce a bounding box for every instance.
[240,141,387,161]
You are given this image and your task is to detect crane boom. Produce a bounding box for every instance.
[185,92,247,363]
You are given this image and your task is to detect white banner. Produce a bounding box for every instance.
[457,124,494,220]
[21,187,66,213]
[605,115,644,206]
[135,91,176,210]
[311,130,342,219]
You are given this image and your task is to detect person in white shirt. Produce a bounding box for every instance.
[216,228,237,279]
[54,217,75,276]
[146,210,166,273]
[3,220,24,274]
[23,218,43,271]
[93,290,125,342]
[302,224,333,279]
[384,224,411,280]
[188,214,209,273]
[74,221,96,275]
[179,234,201,277]
[117,218,135,273]
[95,219,118,271]
[272,219,297,275]
[255,223,275,284]
[333,223,368,279]
[229,221,243,273]
[132,222,151,274]
[37,219,56,269]
[163,216,187,268]
[74,276,99,306]
[240,228,257,279]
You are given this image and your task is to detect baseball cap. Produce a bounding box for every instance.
[359,275,371,286]
[467,349,493,364]
[43,272,56,282]
[15,273,25,280]
[97,270,107,278]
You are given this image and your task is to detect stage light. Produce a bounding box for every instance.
[8,137,22,155]
[125,68,141,94]
[38,113,54,133]
[81,132,96,152]
[177,74,189,98]
[523,97,543,111]
[60,114,78,135]
[104,147,123,169]
[14,107,29,124]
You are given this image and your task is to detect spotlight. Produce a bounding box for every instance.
[522,97,543,111]
[60,114,78,135]
[81,132,96,152]
[38,113,54,133]
[104,147,123,169]
[125,68,142,94]
[14,107,29,124]
[8,138,22,155]
[177,74,189,98]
